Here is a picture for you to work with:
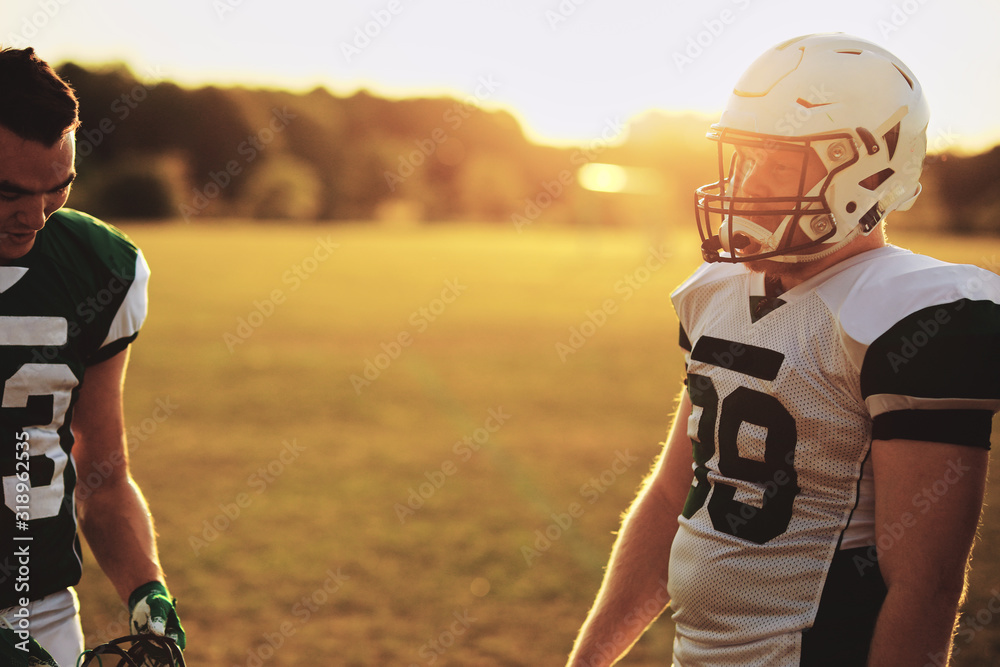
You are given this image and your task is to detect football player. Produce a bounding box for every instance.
[568,33,1000,666]
[0,48,184,664]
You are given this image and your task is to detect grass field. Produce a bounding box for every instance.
[72,220,1000,666]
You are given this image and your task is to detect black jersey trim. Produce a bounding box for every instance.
[860,299,1000,402]
[872,409,993,449]
[835,445,873,552]
[86,332,138,366]
[691,336,784,380]
[800,546,886,665]
[679,324,692,352]
[749,295,787,323]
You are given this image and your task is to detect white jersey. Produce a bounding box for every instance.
[668,245,1000,665]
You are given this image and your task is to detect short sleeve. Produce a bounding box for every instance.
[859,298,1000,448]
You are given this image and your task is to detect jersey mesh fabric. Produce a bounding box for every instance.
[668,245,1000,664]
[670,267,870,649]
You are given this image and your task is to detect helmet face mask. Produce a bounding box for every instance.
[78,634,185,667]
[697,127,859,263]
[694,33,929,264]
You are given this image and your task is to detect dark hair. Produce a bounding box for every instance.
[0,46,80,145]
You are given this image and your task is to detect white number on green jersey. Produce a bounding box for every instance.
[1,317,79,520]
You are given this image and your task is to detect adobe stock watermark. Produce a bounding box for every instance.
[213,0,247,20]
[512,116,627,232]
[188,438,306,555]
[73,397,179,502]
[673,0,754,73]
[340,0,411,63]
[544,0,590,31]
[772,84,833,137]
[350,278,468,394]
[223,236,340,352]
[126,396,180,448]
[521,449,639,566]
[941,588,1000,665]
[927,126,960,158]
[75,65,167,160]
[394,407,511,524]
[581,578,670,665]
[890,125,961,189]
[4,0,73,48]
[384,75,501,192]
[25,271,145,367]
[86,608,133,646]
[180,106,297,222]
[885,306,957,373]
[409,608,477,667]
[235,566,350,667]
[853,457,973,576]
[877,0,931,39]
[556,245,670,362]
[883,273,987,374]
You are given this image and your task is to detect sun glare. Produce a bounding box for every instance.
[578,163,665,194]
[578,163,629,193]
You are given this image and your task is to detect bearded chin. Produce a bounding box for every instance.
[745,258,814,281]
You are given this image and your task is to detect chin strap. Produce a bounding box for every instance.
[718,216,780,255]
[707,216,870,264]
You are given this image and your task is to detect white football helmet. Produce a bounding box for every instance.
[695,33,929,263]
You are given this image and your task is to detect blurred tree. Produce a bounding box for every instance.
[57,62,139,164]
[456,153,529,221]
[933,147,1000,234]
[95,171,175,219]
[240,155,323,220]
[69,153,187,220]
[49,62,999,231]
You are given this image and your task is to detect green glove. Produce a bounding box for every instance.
[128,581,186,650]
[0,627,58,667]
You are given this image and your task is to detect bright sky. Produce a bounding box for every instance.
[3,0,999,152]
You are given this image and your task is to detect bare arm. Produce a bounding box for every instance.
[867,438,988,666]
[567,388,695,666]
[72,347,165,603]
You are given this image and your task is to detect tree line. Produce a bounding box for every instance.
[56,62,998,234]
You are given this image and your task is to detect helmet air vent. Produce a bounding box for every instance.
[860,168,895,191]
[883,122,901,159]
[859,201,886,232]
[892,63,915,90]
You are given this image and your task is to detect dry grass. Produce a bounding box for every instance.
[72,221,1000,665]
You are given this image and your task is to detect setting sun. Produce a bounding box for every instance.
[3,0,998,151]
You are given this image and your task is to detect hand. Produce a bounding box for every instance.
[0,627,58,666]
[128,581,186,650]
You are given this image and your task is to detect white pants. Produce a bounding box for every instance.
[0,588,84,667]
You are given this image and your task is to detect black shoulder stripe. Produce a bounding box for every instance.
[872,409,993,449]
[861,299,1000,401]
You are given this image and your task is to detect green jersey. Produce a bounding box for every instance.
[1,209,148,608]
